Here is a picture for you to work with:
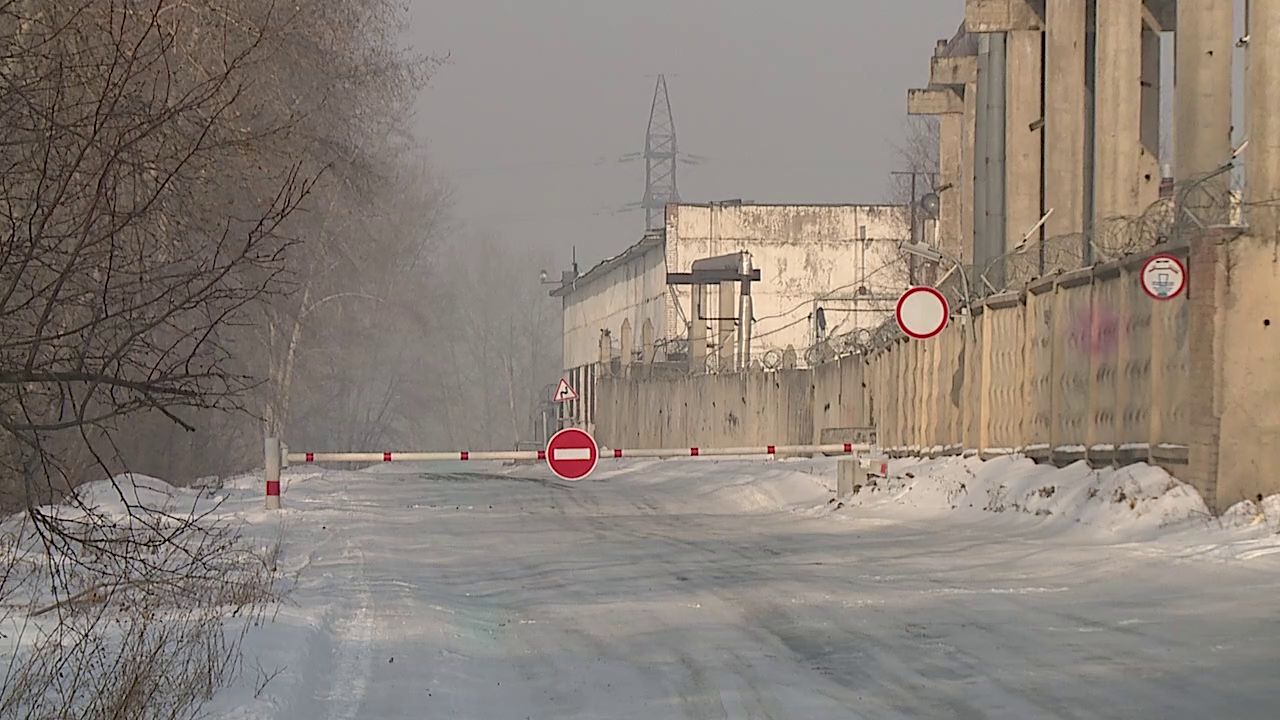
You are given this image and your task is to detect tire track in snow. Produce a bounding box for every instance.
[319,520,376,720]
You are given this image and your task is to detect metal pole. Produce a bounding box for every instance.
[265,437,281,510]
[736,257,746,371]
[742,255,754,369]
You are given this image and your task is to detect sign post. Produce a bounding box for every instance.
[895,286,950,339]
[545,427,599,481]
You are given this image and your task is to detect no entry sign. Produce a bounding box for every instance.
[895,286,949,339]
[546,427,598,481]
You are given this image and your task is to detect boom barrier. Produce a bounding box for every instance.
[262,435,873,509]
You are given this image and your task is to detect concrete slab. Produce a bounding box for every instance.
[908,87,964,116]
[930,56,978,87]
[966,0,1045,31]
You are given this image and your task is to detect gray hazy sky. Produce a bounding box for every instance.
[406,0,964,270]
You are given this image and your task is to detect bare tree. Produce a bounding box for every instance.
[0,0,452,716]
[433,231,561,449]
[0,0,319,507]
[886,115,941,207]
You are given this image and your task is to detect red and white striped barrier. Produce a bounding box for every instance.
[283,443,871,464]
[263,433,872,509]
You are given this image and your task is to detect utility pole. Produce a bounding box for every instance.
[891,170,939,283]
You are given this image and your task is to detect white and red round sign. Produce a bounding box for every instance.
[1140,253,1186,300]
[895,286,950,339]
[546,427,598,481]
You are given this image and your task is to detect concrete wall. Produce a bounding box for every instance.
[561,238,671,370]
[665,204,910,361]
[593,232,1280,513]
[595,367,819,449]
[594,356,867,450]
[866,244,1190,475]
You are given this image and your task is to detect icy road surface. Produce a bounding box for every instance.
[226,458,1280,720]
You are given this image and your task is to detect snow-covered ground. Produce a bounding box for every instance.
[7,455,1280,719]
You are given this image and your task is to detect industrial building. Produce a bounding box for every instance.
[549,202,910,433]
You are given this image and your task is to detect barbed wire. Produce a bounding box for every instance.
[800,165,1259,367]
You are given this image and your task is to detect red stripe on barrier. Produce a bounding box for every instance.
[843,443,852,453]
[690,448,699,456]
[614,448,623,458]
[266,480,280,496]
[383,452,392,462]
[305,452,314,463]
[460,451,470,460]
[537,450,546,460]
[767,445,776,454]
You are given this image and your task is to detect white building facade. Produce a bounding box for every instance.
[551,203,910,432]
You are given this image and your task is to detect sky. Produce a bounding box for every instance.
[405,0,966,273]
[403,1,1253,276]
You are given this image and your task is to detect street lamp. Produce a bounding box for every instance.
[897,239,975,338]
[897,240,971,303]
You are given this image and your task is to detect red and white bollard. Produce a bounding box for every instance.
[265,437,281,510]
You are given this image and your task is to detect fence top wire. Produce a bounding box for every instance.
[808,166,1257,365]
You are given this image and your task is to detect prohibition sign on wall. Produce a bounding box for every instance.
[1140,253,1187,300]
[895,286,950,339]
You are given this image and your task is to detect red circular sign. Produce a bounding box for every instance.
[546,427,599,481]
[1139,253,1187,300]
[895,286,950,339]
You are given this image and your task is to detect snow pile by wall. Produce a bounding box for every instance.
[814,454,1280,544]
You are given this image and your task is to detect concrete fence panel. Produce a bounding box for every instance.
[595,368,816,449]
[1025,278,1055,456]
[1087,266,1122,463]
[1053,271,1093,462]
[811,355,867,442]
[983,293,1027,454]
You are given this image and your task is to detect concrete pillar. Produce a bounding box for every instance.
[1246,0,1280,236]
[689,286,706,372]
[1044,0,1088,253]
[1139,20,1162,209]
[1174,0,1234,224]
[962,76,978,265]
[913,53,974,263]
[619,318,633,368]
[939,113,964,260]
[984,33,1008,269]
[598,330,612,376]
[1093,0,1143,222]
[1006,29,1044,251]
[718,281,735,370]
[837,457,857,496]
[1186,227,1280,513]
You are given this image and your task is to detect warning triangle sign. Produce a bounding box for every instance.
[552,377,578,402]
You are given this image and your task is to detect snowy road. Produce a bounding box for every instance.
[229,458,1280,720]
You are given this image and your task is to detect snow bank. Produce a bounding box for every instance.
[799,454,1280,560]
